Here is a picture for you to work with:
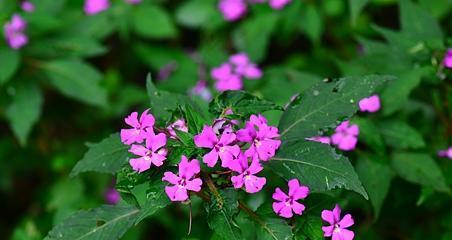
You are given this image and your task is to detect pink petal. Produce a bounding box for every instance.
[244,175,266,193]
[272,202,293,218]
[179,156,200,179]
[165,185,188,201]
[162,171,181,184]
[248,159,263,174]
[321,209,335,225]
[332,204,342,222]
[147,133,167,151]
[272,188,288,201]
[150,153,166,167]
[322,225,334,237]
[194,126,217,148]
[231,175,244,189]
[337,228,355,240]
[218,0,247,21]
[236,125,255,143]
[347,124,359,136]
[243,65,262,79]
[269,0,291,9]
[337,135,358,151]
[211,63,232,80]
[139,109,155,128]
[203,149,219,167]
[129,144,148,157]
[215,75,243,91]
[359,95,380,113]
[291,201,305,215]
[218,132,236,145]
[186,178,202,192]
[339,214,354,228]
[124,112,140,128]
[120,129,140,145]
[129,157,151,173]
[229,53,249,66]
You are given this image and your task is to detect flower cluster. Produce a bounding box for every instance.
[211,53,262,91]
[21,1,35,12]
[84,0,141,15]
[3,14,28,49]
[190,80,213,101]
[218,0,292,21]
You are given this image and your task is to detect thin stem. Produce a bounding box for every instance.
[187,202,192,235]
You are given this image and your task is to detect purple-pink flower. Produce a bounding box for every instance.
[272,179,309,218]
[194,125,240,167]
[229,154,266,193]
[167,119,188,139]
[218,0,247,21]
[331,121,359,151]
[237,114,281,161]
[359,95,381,112]
[190,80,212,101]
[438,147,452,159]
[229,53,262,79]
[443,49,452,68]
[3,14,28,49]
[269,0,292,9]
[321,204,355,240]
[21,1,35,12]
[104,187,121,205]
[120,110,155,145]
[129,132,167,173]
[162,156,202,202]
[306,136,331,145]
[84,0,110,15]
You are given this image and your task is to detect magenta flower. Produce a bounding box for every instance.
[21,1,35,12]
[3,14,28,49]
[229,154,266,193]
[306,136,331,145]
[167,119,188,139]
[125,0,141,4]
[162,156,202,202]
[120,110,155,145]
[359,95,380,112]
[331,121,359,151]
[229,53,262,79]
[269,0,292,9]
[190,80,212,101]
[321,204,355,240]
[194,125,240,167]
[443,49,452,68]
[272,179,309,218]
[104,187,120,205]
[211,63,243,91]
[237,114,281,161]
[438,147,452,159]
[129,133,167,173]
[84,0,110,15]
[218,0,247,21]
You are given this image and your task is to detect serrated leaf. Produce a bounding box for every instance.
[379,121,425,149]
[0,47,20,84]
[392,152,450,193]
[71,133,129,176]
[270,141,368,199]
[132,4,177,39]
[45,204,139,240]
[6,81,43,146]
[134,180,170,223]
[279,75,392,142]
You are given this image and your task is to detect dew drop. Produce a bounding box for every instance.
[350,99,354,103]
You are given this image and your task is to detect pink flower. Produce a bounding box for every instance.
[306,136,331,144]
[21,1,35,12]
[162,156,202,202]
[167,119,188,139]
[358,95,380,112]
[237,114,281,161]
[331,121,359,151]
[194,125,240,167]
[229,53,262,79]
[104,187,120,205]
[269,0,292,9]
[443,49,452,68]
[84,0,110,15]
[272,179,309,218]
[438,147,452,159]
[120,110,155,145]
[3,14,28,49]
[190,80,212,101]
[129,132,167,172]
[125,0,141,4]
[321,204,355,240]
[218,0,247,21]
[211,63,243,91]
[229,154,266,193]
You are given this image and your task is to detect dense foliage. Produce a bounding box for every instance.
[0,0,451,239]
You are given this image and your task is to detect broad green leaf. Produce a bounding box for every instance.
[132,5,177,39]
[392,152,450,193]
[0,47,20,84]
[27,36,107,58]
[71,133,129,176]
[356,155,393,218]
[180,104,210,135]
[297,216,324,240]
[251,204,293,240]
[6,81,43,146]
[43,59,107,107]
[399,0,443,42]
[45,204,139,240]
[134,180,170,223]
[378,121,425,149]
[352,118,385,154]
[279,75,392,142]
[175,0,217,28]
[348,0,369,25]
[270,141,368,199]
[205,188,241,240]
[300,4,323,43]
[209,91,282,118]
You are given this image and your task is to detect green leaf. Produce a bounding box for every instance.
[175,0,217,28]
[297,216,324,240]
[399,0,443,42]
[209,91,281,118]
[352,118,385,154]
[180,104,210,135]
[27,36,107,58]
[71,133,129,176]
[270,141,368,199]
[205,188,242,240]
[43,59,107,107]
[134,180,170,223]
[6,81,43,146]
[378,121,426,149]
[348,0,369,25]
[0,47,20,85]
[251,204,294,240]
[356,155,393,218]
[132,4,177,39]
[300,4,323,43]
[45,204,139,240]
[279,75,392,142]
[392,152,450,193]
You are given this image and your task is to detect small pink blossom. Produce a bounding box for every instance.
[129,133,167,172]
[218,0,247,21]
[321,204,355,240]
[358,95,381,112]
[443,49,452,68]
[194,125,241,167]
[125,0,141,4]
[3,14,28,49]
[104,187,120,205]
[162,156,202,202]
[229,53,262,79]
[190,80,212,101]
[211,63,243,91]
[269,0,292,9]
[272,179,309,218]
[237,114,281,161]
[438,147,452,159]
[167,119,188,139]
[120,109,155,145]
[229,154,266,193]
[21,1,35,12]
[306,136,331,144]
[84,0,110,15]
[331,121,359,151]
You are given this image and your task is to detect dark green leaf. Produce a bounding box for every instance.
[297,216,324,240]
[352,118,385,154]
[175,0,217,28]
[348,0,369,25]
[300,5,323,43]
[205,188,241,240]
[132,5,177,39]
[135,180,170,223]
[399,0,443,42]
[379,121,426,149]
[252,204,294,240]
[0,47,20,84]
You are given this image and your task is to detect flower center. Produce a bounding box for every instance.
[219,146,226,153]
[254,139,261,147]
[334,224,341,233]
